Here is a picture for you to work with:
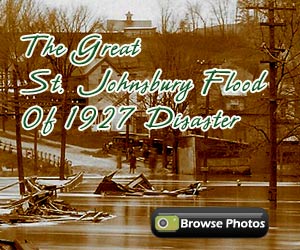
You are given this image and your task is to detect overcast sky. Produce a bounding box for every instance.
[39,0,232,28]
[41,0,173,23]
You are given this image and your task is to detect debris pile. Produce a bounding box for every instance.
[0,239,38,250]
[0,173,113,224]
[94,171,206,196]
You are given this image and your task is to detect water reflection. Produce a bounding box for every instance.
[0,183,300,249]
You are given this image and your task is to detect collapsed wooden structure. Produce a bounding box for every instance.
[94,171,206,196]
[0,172,114,224]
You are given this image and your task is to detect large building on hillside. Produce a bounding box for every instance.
[106,11,157,37]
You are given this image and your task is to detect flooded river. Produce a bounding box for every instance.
[0,178,299,250]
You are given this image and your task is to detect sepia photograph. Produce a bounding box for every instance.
[0,0,299,249]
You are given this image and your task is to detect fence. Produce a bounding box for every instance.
[0,140,72,174]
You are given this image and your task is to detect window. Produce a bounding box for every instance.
[226,99,244,111]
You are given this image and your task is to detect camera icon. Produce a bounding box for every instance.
[155,215,179,232]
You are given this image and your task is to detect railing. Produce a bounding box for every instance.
[0,140,72,174]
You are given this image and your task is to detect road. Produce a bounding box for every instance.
[0,177,300,249]
[0,135,115,168]
[0,134,152,175]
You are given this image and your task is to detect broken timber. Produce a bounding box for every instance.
[0,172,114,224]
[0,239,38,250]
[94,171,206,196]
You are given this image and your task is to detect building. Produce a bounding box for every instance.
[57,57,138,133]
[178,135,250,175]
[107,11,156,37]
[1,54,136,133]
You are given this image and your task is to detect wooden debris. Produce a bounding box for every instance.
[126,174,155,191]
[0,239,38,250]
[94,171,206,196]
[14,239,38,250]
[0,173,114,225]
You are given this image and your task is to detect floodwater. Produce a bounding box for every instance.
[0,178,300,250]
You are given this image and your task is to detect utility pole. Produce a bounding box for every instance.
[246,0,295,204]
[266,0,278,204]
[125,92,130,159]
[0,69,8,132]
[203,91,209,182]
[34,128,38,175]
[60,78,68,180]
[13,70,25,195]
[196,60,222,182]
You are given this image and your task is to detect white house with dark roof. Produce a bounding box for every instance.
[74,57,140,133]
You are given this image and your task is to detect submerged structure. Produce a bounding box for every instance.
[94,171,205,196]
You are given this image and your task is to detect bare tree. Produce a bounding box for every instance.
[159,0,182,33]
[142,32,215,172]
[0,0,44,194]
[210,0,232,36]
[185,1,208,35]
[37,5,105,179]
[235,0,300,172]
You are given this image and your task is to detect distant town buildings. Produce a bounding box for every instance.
[106,11,157,36]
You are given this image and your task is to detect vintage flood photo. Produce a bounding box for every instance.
[0,0,299,249]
